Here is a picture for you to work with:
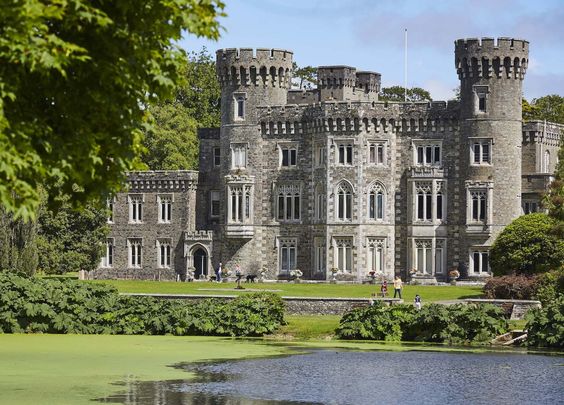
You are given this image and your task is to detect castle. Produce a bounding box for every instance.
[94,37,562,283]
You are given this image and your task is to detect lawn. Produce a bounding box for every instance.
[89,279,483,302]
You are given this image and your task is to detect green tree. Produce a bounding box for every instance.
[379,86,432,102]
[292,62,317,89]
[0,0,225,220]
[142,49,220,170]
[490,213,564,276]
[522,95,564,124]
[543,141,564,224]
[0,206,38,276]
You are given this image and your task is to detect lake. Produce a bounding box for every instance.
[100,349,564,404]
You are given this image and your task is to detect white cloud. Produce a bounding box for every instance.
[424,79,458,101]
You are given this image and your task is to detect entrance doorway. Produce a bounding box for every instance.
[193,248,208,279]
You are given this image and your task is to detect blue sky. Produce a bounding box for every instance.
[180,0,564,101]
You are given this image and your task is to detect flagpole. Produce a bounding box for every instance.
[404,28,408,102]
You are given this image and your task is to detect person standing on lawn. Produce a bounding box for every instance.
[414,294,422,310]
[380,280,388,297]
[393,276,403,299]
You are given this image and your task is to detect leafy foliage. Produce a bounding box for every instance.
[533,269,564,305]
[379,86,432,102]
[489,213,564,276]
[525,296,564,348]
[0,273,285,337]
[292,62,317,90]
[336,302,507,344]
[522,95,564,124]
[0,0,225,220]
[543,142,564,224]
[483,275,538,300]
[0,206,38,276]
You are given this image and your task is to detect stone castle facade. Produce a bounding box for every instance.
[94,37,562,283]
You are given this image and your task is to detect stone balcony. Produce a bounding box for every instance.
[225,223,254,238]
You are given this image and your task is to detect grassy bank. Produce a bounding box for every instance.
[89,279,483,302]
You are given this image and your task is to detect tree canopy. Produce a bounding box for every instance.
[142,49,220,170]
[490,213,564,276]
[292,62,317,90]
[0,0,225,220]
[379,86,432,102]
[523,95,564,124]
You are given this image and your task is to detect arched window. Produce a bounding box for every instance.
[368,183,385,220]
[336,182,353,220]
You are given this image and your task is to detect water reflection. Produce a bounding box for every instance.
[99,349,564,405]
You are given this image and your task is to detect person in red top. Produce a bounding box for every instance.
[380,280,388,297]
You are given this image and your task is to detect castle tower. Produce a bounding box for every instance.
[214,48,293,270]
[455,37,529,273]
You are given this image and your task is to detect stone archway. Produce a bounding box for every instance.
[193,248,208,279]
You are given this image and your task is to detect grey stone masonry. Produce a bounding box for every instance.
[101,37,562,282]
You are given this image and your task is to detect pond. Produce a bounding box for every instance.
[100,349,564,404]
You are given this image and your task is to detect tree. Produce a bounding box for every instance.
[522,95,564,124]
[142,49,220,170]
[0,0,225,220]
[379,86,432,102]
[543,141,564,229]
[0,206,38,276]
[490,213,564,276]
[292,62,317,90]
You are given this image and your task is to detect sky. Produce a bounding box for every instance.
[180,0,564,101]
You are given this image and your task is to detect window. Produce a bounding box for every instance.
[279,238,297,274]
[414,239,445,275]
[157,240,171,268]
[471,250,490,274]
[100,238,114,268]
[210,191,220,217]
[228,184,252,223]
[235,95,245,119]
[277,185,300,221]
[414,142,441,166]
[315,186,326,221]
[315,145,326,166]
[127,238,142,268]
[214,147,221,166]
[523,201,538,214]
[471,190,487,222]
[280,146,297,167]
[367,238,385,273]
[314,238,326,273]
[544,150,550,173]
[369,142,386,165]
[335,238,353,273]
[474,85,488,113]
[471,139,492,165]
[368,183,385,220]
[337,143,353,165]
[128,194,143,223]
[413,181,445,223]
[158,195,172,223]
[107,198,114,223]
[231,144,247,169]
[336,182,353,221]
[478,94,486,112]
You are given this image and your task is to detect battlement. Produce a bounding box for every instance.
[216,48,293,89]
[126,171,198,191]
[455,37,529,80]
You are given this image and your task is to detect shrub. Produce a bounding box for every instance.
[525,296,564,348]
[0,273,285,337]
[483,275,538,300]
[533,269,564,304]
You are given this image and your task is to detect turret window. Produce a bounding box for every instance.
[474,85,489,114]
[471,139,492,165]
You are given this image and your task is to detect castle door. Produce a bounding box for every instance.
[193,248,208,279]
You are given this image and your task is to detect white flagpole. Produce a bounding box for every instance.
[404,28,408,102]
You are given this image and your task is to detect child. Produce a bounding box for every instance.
[380,280,388,297]
[414,294,422,310]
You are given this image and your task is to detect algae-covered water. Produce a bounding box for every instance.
[0,335,561,405]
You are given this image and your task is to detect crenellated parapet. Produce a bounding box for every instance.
[216,48,294,89]
[126,171,198,192]
[455,37,529,80]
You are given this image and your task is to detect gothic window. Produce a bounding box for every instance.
[210,191,220,217]
[228,184,252,223]
[127,238,142,268]
[100,238,114,268]
[471,139,492,165]
[414,141,441,166]
[368,141,386,165]
[336,182,353,221]
[544,150,550,173]
[315,185,326,221]
[471,190,487,222]
[280,145,297,167]
[231,144,247,169]
[368,183,385,220]
[413,181,445,223]
[367,238,385,273]
[315,145,326,167]
[337,142,353,165]
[214,147,221,166]
[277,184,300,221]
[157,240,171,268]
[158,195,172,223]
[128,194,143,223]
[470,249,490,274]
[335,238,353,273]
[279,238,297,274]
[414,239,445,275]
[314,238,326,273]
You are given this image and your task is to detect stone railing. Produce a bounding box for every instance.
[464,298,541,320]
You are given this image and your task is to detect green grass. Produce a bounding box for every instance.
[275,315,341,340]
[89,279,483,302]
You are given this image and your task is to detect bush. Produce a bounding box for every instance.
[336,302,507,345]
[533,269,564,305]
[483,275,538,300]
[525,296,564,348]
[0,273,285,337]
